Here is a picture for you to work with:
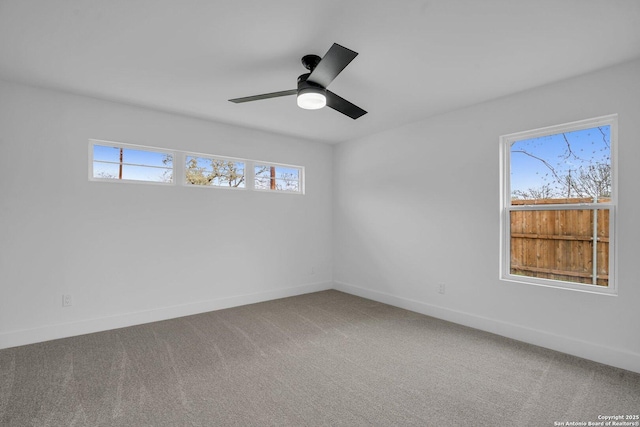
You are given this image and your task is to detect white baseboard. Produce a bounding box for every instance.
[334,280,640,374]
[5,280,638,374]
[0,281,332,350]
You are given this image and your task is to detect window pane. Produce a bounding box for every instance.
[123,149,171,168]
[92,161,119,179]
[93,145,120,162]
[509,209,609,286]
[255,175,270,190]
[275,178,299,192]
[510,125,610,205]
[254,165,301,192]
[92,143,173,183]
[122,164,172,182]
[277,167,299,179]
[254,165,271,179]
[185,155,245,187]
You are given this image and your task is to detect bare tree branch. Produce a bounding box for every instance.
[511,150,563,183]
[598,126,610,150]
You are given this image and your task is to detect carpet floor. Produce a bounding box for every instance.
[1,290,639,426]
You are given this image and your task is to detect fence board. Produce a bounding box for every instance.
[510,199,610,287]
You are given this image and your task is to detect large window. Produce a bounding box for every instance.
[500,115,617,294]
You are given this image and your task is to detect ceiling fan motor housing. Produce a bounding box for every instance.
[297,73,326,94]
[297,73,326,109]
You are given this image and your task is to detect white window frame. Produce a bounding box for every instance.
[183,152,247,190]
[89,139,175,185]
[499,115,618,295]
[253,162,305,194]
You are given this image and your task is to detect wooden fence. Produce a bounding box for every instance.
[510,198,610,286]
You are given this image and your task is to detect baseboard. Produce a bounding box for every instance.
[0,281,332,350]
[6,280,638,374]
[334,280,640,374]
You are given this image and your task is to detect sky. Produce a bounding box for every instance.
[509,125,611,197]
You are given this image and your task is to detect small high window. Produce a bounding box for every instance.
[91,141,173,184]
[89,140,305,195]
[254,164,303,193]
[185,155,245,188]
[500,115,617,294]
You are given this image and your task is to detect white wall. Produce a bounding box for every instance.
[333,59,640,373]
[0,80,333,348]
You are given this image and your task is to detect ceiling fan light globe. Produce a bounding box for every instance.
[297,91,326,110]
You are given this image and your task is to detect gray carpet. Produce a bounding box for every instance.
[1,290,638,426]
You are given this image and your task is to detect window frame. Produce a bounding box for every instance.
[89,139,175,185]
[499,114,618,295]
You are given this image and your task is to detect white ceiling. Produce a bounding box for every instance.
[1,0,639,144]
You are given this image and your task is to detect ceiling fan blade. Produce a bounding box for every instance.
[229,89,297,103]
[307,43,358,88]
[326,90,367,120]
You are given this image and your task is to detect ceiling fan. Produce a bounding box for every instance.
[229,43,367,120]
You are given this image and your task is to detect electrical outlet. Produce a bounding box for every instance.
[438,283,446,295]
[62,294,72,307]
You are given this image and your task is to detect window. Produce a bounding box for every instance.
[500,115,617,294]
[89,140,305,195]
[185,155,245,188]
[254,164,303,193]
[91,141,173,184]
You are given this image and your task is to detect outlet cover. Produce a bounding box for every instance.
[62,294,72,307]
